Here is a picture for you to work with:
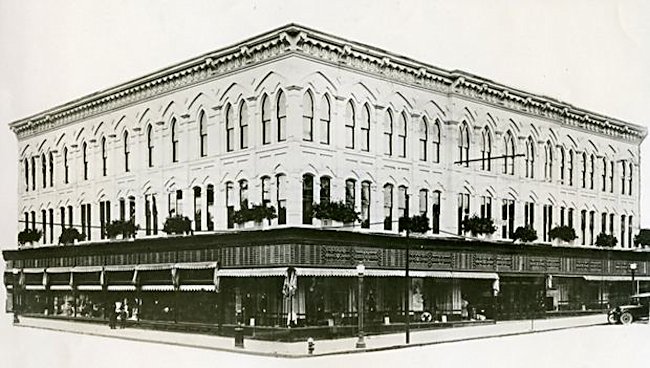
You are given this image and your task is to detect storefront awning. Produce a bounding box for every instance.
[179,285,215,292]
[46,267,72,273]
[24,285,46,290]
[215,267,499,279]
[141,285,175,292]
[175,262,218,270]
[217,268,287,277]
[107,285,136,291]
[77,285,103,291]
[72,266,104,273]
[584,275,650,282]
[50,285,72,291]
[136,263,174,271]
[22,268,45,274]
[104,265,136,272]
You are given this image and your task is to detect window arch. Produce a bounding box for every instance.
[48,151,54,187]
[360,104,370,152]
[123,130,130,172]
[504,132,515,175]
[82,142,88,180]
[302,92,314,142]
[419,117,428,161]
[277,91,287,142]
[225,104,234,152]
[239,102,249,149]
[101,137,107,176]
[525,137,534,178]
[384,109,393,156]
[458,122,470,166]
[397,112,407,157]
[199,110,207,157]
[431,119,440,163]
[481,127,492,171]
[544,141,553,181]
[345,101,355,149]
[319,95,331,145]
[147,125,154,167]
[171,118,178,162]
[261,94,271,145]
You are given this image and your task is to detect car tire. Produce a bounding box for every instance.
[607,313,618,324]
[620,312,633,325]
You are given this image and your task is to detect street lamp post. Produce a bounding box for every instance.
[630,263,637,296]
[356,263,366,349]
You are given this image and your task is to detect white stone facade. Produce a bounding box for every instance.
[11,25,646,249]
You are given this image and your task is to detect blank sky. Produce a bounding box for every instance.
[1,0,649,248]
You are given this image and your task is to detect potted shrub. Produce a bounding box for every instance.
[58,227,85,245]
[634,229,650,248]
[549,225,577,245]
[398,214,431,234]
[18,228,42,246]
[232,204,277,228]
[513,226,538,243]
[595,232,618,248]
[461,215,497,238]
[163,215,192,235]
[105,219,140,239]
[312,200,360,227]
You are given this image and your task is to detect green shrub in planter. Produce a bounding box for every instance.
[595,232,618,247]
[59,227,85,245]
[549,225,577,242]
[398,214,431,234]
[462,215,497,236]
[105,220,139,239]
[513,226,538,243]
[18,229,42,245]
[232,204,277,225]
[312,200,360,224]
[163,215,192,235]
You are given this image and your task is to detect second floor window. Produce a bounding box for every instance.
[41,154,46,188]
[431,119,440,163]
[123,131,130,172]
[345,101,355,149]
[481,127,491,171]
[302,92,314,142]
[525,137,534,178]
[277,91,287,142]
[384,110,393,156]
[397,112,407,158]
[320,96,331,145]
[240,102,249,149]
[82,142,88,180]
[419,118,428,161]
[147,125,154,167]
[262,95,271,145]
[226,104,235,152]
[458,123,469,166]
[199,110,207,157]
[63,147,69,184]
[101,137,107,176]
[48,152,54,187]
[360,104,370,152]
[504,132,515,175]
[171,118,178,162]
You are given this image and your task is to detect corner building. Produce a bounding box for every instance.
[4,25,650,332]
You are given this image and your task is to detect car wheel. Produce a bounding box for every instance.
[607,313,618,324]
[620,312,633,325]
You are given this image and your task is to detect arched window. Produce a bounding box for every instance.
[345,179,356,209]
[24,158,29,192]
[544,141,553,181]
[397,112,407,158]
[302,92,314,142]
[383,184,394,230]
[101,137,107,176]
[239,179,248,208]
[31,156,36,190]
[239,102,249,149]
[431,190,441,233]
[41,153,47,188]
[418,189,428,215]
[398,185,408,221]
[225,104,234,152]
[609,160,614,192]
[147,125,154,167]
[320,96,331,145]
[601,158,607,192]
[360,104,371,152]
[63,147,69,184]
[504,132,515,175]
[431,119,440,163]
[261,94,271,145]
[319,176,331,205]
[206,184,214,231]
[48,152,54,187]
[277,91,287,142]
[302,174,314,224]
[123,131,130,172]
[481,127,492,171]
[225,182,234,229]
[82,142,88,180]
[276,174,287,224]
[525,137,534,178]
[384,110,393,156]
[419,117,428,161]
[589,154,595,189]
[199,110,207,157]
[621,161,626,195]
[628,162,633,195]
[559,147,565,184]
[261,176,271,205]
[361,181,371,228]
[171,118,178,162]
[581,152,587,188]
[458,123,469,166]
[568,150,574,186]
[345,101,355,149]
[193,186,202,231]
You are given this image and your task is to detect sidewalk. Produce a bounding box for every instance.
[14,314,606,358]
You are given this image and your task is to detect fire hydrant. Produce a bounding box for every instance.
[307,337,315,355]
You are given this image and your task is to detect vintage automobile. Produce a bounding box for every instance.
[607,292,650,324]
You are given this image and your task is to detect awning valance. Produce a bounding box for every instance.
[141,285,175,292]
[179,285,215,292]
[215,267,499,279]
[584,275,650,282]
[104,265,136,272]
[175,262,218,270]
[46,267,72,273]
[22,268,45,274]
[72,266,104,273]
[136,263,174,271]
[50,285,72,291]
[77,285,102,291]
[217,268,287,277]
[107,285,136,291]
[24,285,46,290]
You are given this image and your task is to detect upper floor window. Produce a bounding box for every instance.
[384,110,393,156]
[239,179,249,208]
[568,150,574,186]
[319,176,331,205]
[609,161,614,192]
[504,132,515,175]
[276,174,287,225]
[199,110,207,157]
[261,176,271,206]
[383,183,393,230]
[226,104,235,152]
[261,94,271,145]
[418,189,428,216]
[481,127,491,171]
[544,141,553,181]
[41,153,46,188]
[581,152,587,188]
[277,91,287,142]
[302,174,314,225]
[621,161,626,195]
[171,118,178,162]
[48,152,54,187]
[147,125,154,167]
[558,147,565,184]
[345,101,355,149]
[431,190,441,234]
[398,185,408,221]
[457,192,470,235]
[240,102,249,149]
[589,154,595,190]
[360,104,370,152]
[123,130,130,172]
[458,122,469,166]
[601,158,607,191]
[628,162,633,195]
[101,137,107,176]
[419,117,428,161]
[63,147,69,184]
[320,96,331,145]
[525,137,534,178]
[397,112,407,158]
[361,181,371,228]
[431,119,440,163]
[82,142,88,180]
[302,92,314,142]
[24,158,29,191]
[345,179,356,209]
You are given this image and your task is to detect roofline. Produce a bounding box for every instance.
[7,23,647,142]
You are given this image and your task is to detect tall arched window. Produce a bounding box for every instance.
[504,132,515,175]
[319,176,331,205]
[171,118,178,162]
[206,184,214,231]
[302,92,314,142]
[384,109,393,156]
[458,122,469,166]
[419,117,428,161]
[345,179,356,209]
[193,186,202,231]
[199,110,207,157]
[418,189,428,215]
[24,158,29,192]
[544,141,553,181]
[360,104,370,152]
[621,161,626,194]
[101,137,107,176]
[320,96,331,145]
[431,119,440,163]
[261,94,271,145]
[581,152,587,188]
[601,158,607,191]
[31,156,36,190]
[302,174,314,224]
[481,127,491,171]
[398,185,408,223]
[568,150,574,186]
[239,179,249,208]
[63,147,69,184]
[431,190,441,233]
[589,154,595,189]
[559,147,565,184]
[225,104,234,152]
[383,184,393,230]
[628,162,633,195]
[226,182,234,229]
[361,181,371,228]
[147,125,154,167]
[609,160,614,192]
[239,102,249,149]
[82,142,88,180]
[277,91,287,142]
[525,137,534,178]
[345,101,355,149]
[276,174,287,224]
[123,131,130,172]
[261,176,271,205]
[48,152,54,187]
[397,112,407,158]
[41,153,46,188]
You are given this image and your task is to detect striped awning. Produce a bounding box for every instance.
[107,285,136,291]
[77,285,103,291]
[72,266,104,273]
[175,262,218,270]
[584,275,650,282]
[179,284,215,292]
[141,285,175,292]
[50,285,72,291]
[46,267,72,273]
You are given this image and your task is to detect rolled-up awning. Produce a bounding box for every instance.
[72,266,104,273]
[22,268,45,274]
[24,285,46,290]
[46,267,72,273]
[141,285,175,292]
[77,285,103,291]
[107,285,136,291]
[175,262,218,270]
[179,285,215,292]
[584,275,650,282]
[50,285,72,291]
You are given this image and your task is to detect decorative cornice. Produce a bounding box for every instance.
[8,24,647,144]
